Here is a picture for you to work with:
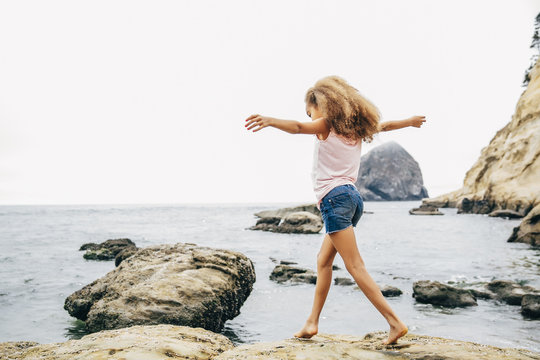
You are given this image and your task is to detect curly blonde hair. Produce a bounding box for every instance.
[304,76,380,143]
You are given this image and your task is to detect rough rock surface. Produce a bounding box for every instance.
[0,325,233,360]
[508,203,540,246]
[2,328,539,360]
[489,209,524,219]
[79,238,137,261]
[413,280,477,307]
[486,280,539,306]
[409,204,443,215]
[215,332,540,360]
[65,243,256,333]
[355,141,429,201]
[269,264,317,284]
[423,60,540,233]
[250,210,323,234]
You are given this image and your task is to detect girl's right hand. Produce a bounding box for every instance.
[245,114,273,132]
[408,116,426,128]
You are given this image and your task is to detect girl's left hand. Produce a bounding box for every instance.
[245,114,273,132]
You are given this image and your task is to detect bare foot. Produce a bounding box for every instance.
[383,321,408,345]
[293,321,318,339]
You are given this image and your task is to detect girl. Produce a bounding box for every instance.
[244,76,426,345]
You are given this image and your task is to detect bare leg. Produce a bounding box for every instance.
[328,226,408,345]
[293,234,337,339]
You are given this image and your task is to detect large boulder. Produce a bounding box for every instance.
[0,325,233,360]
[355,141,429,201]
[423,60,540,236]
[413,280,477,307]
[64,243,256,333]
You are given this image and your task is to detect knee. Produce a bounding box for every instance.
[344,259,366,275]
[316,253,333,270]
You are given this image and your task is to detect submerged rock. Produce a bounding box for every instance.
[65,243,256,333]
[0,325,233,360]
[413,280,477,307]
[409,204,443,215]
[79,238,137,261]
[269,264,317,284]
[380,285,403,297]
[507,203,540,246]
[250,211,323,234]
[334,277,355,286]
[521,294,540,319]
[355,141,429,201]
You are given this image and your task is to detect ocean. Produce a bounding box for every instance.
[0,202,539,351]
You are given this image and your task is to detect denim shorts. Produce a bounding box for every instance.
[319,184,364,234]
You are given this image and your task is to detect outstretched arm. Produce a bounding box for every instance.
[379,116,426,132]
[245,114,329,135]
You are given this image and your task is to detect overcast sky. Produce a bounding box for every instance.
[1,0,539,205]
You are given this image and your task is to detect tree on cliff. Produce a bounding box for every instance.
[523,12,540,86]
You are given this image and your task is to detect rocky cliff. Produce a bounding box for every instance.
[355,141,429,201]
[423,60,540,244]
[424,60,540,216]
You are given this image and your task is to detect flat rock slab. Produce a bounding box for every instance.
[215,332,540,360]
[0,325,233,360]
[65,243,256,333]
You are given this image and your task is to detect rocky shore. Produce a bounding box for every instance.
[2,325,539,360]
[423,60,540,245]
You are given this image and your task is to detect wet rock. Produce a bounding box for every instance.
[332,264,341,270]
[269,264,317,284]
[355,141,429,201]
[0,325,233,360]
[65,243,256,333]
[250,211,323,234]
[413,280,477,307]
[279,260,297,265]
[521,294,540,319]
[409,204,443,215]
[488,209,524,219]
[380,285,403,297]
[79,238,137,261]
[334,277,355,286]
[114,246,139,266]
[486,280,539,305]
[507,203,540,246]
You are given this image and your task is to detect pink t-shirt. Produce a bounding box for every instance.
[311,131,362,209]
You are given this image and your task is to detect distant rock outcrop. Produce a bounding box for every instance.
[423,60,540,243]
[355,141,429,201]
[79,238,137,261]
[250,204,323,234]
[65,243,256,333]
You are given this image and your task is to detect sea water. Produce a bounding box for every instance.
[0,202,538,351]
